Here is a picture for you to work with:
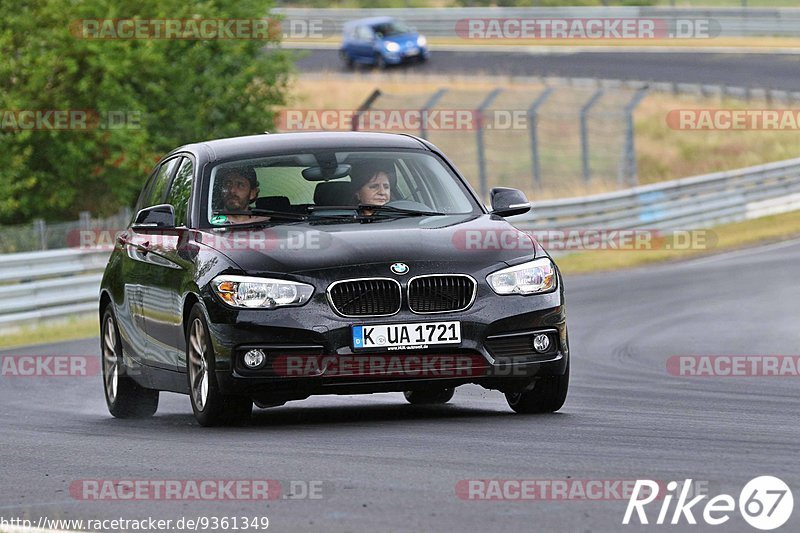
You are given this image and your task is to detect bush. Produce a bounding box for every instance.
[0,0,293,223]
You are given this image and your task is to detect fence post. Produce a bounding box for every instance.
[622,87,650,187]
[580,88,605,184]
[33,219,47,251]
[419,88,448,140]
[79,211,91,230]
[476,88,503,201]
[351,89,382,132]
[528,86,554,188]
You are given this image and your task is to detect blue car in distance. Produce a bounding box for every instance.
[340,17,429,69]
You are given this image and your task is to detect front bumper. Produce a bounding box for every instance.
[382,47,429,65]
[203,278,568,401]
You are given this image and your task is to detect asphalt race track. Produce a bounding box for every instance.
[2,239,799,532]
[294,48,800,91]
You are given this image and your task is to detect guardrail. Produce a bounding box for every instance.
[0,249,109,326]
[275,7,800,38]
[1,156,799,328]
[511,156,800,231]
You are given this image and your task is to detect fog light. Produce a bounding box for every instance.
[243,349,266,369]
[532,334,551,353]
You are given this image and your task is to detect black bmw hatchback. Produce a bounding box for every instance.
[99,132,569,426]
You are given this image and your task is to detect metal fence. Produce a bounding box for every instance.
[2,156,798,328]
[286,73,800,201]
[345,84,649,197]
[275,6,800,38]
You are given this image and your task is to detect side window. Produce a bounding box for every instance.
[394,162,413,200]
[165,158,194,227]
[356,25,373,41]
[131,167,159,222]
[143,158,180,208]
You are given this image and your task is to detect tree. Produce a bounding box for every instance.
[0,0,292,223]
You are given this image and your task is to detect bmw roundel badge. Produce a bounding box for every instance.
[390,262,409,275]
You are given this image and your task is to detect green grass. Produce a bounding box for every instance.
[0,314,99,350]
[557,208,800,275]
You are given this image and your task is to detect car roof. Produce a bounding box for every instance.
[171,132,429,162]
[343,17,396,30]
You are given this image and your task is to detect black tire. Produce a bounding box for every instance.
[374,53,387,70]
[186,304,252,427]
[404,388,455,405]
[505,359,569,414]
[101,308,159,418]
[341,51,355,70]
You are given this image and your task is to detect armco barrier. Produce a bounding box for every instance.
[1,157,799,327]
[0,249,109,326]
[275,7,800,39]
[510,156,800,231]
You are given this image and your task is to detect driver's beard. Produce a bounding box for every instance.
[224,196,248,212]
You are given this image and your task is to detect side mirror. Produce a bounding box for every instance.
[133,204,176,229]
[490,187,531,217]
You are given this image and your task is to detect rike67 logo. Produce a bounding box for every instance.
[623,477,793,530]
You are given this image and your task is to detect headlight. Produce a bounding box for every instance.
[486,258,556,295]
[417,35,427,47]
[384,41,400,52]
[212,275,314,309]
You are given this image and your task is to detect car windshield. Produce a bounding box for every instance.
[372,21,412,38]
[206,149,479,226]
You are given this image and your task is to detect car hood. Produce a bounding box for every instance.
[382,33,420,46]
[202,214,538,275]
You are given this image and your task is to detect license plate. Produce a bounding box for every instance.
[405,47,419,56]
[352,321,461,350]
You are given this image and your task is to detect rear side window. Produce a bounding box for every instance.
[165,158,194,227]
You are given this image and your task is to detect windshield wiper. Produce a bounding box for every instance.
[308,205,445,217]
[357,204,446,216]
[212,209,308,221]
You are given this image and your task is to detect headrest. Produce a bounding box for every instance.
[254,196,290,211]
[314,181,353,206]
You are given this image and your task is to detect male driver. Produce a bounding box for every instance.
[216,167,262,224]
